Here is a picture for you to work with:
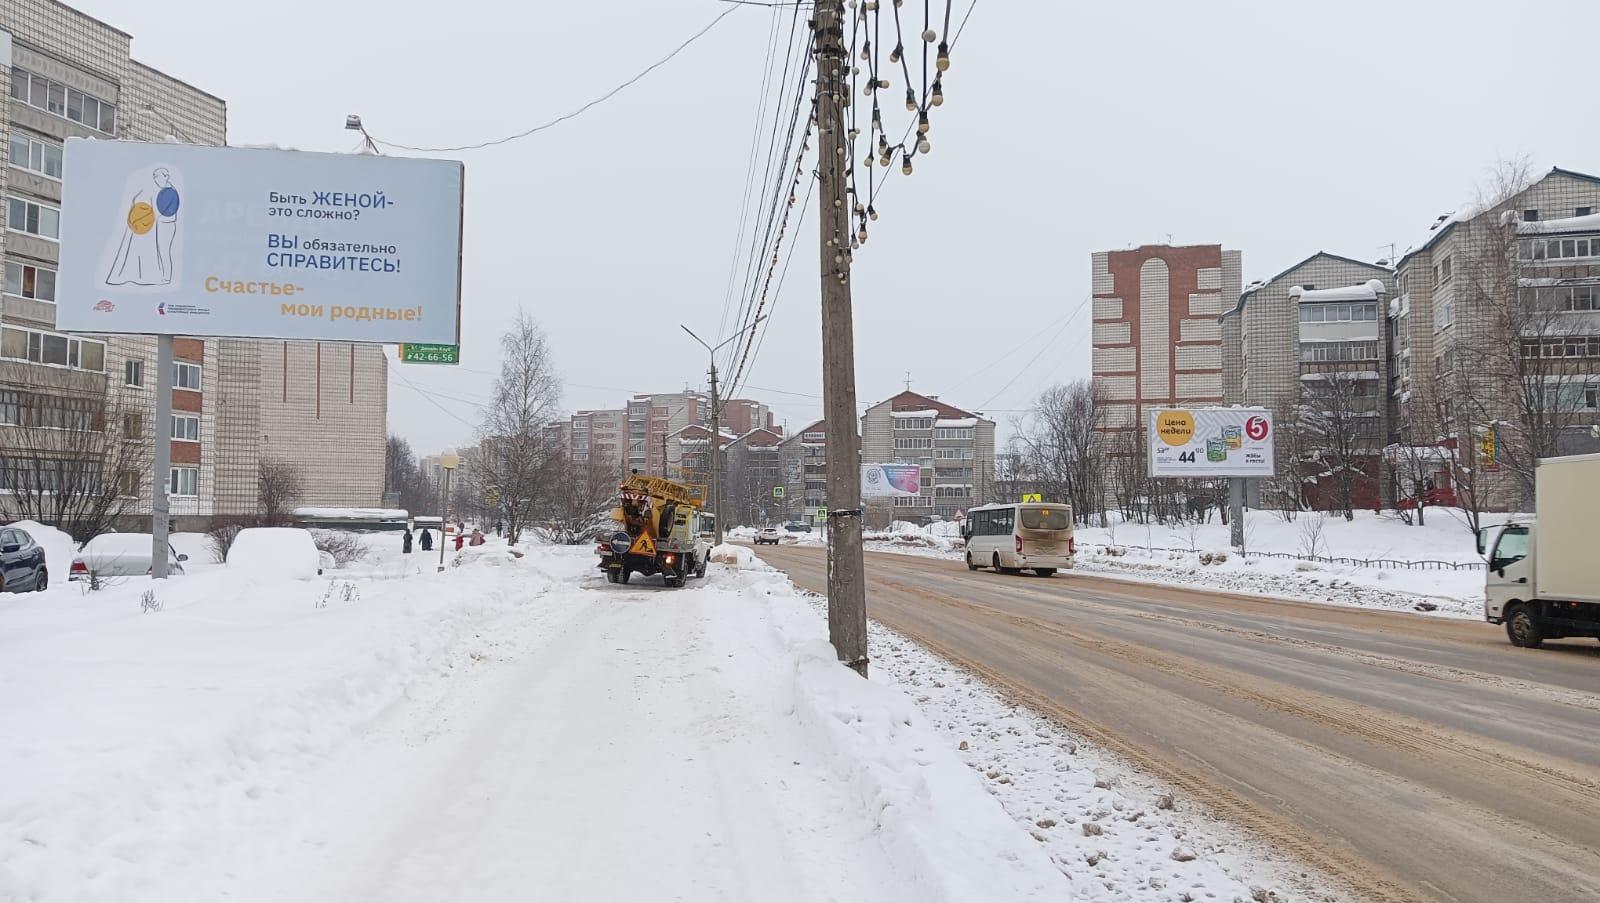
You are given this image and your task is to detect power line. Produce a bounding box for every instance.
[390,367,480,428]
[978,293,1092,409]
[372,6,741,152]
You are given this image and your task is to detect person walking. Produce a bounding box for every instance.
[402,527,414,554]
[454,531,465,552]
[419,528,433,552]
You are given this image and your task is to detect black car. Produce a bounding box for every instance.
[0,526,47,592]
[782,521,814,534]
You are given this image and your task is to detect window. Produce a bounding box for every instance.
[9,66,116,133]
[892,494,928,507]
[893,437,932,450]
[173,362,202,389]
[0,327,104,371]
[123,412,142,437]
[118,470,140,496]
[1519,236,1599,261]
[125,359,144,387]
[934,485,971,498]
[0,390,96,431]
[1522,209,1539,222]
[8,132,62,180]
[3,261,56,302]
[935,426,974,440]
[1520,285,1600,312]
[1491,525,1529,570]
[892,416,933,430]
[1299,302,1378,323]
[936,447,975,459]
[1432,255,1453,285]
[169,466,198,497]
[1578,207,1594,217]
[1433,299,1454,333]
[171,414,200,441]
[6,196,60,240]
[1021,508,1070,531]
[1587,386,1600,411]
[1300,341,1379,362]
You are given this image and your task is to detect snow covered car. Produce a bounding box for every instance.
[70,533,187,581]
[754,527,783,545]
[228,528,323,578]
[0,525,49,592]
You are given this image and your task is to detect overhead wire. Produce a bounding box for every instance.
[371,6,741,152]
[978,293,1092,409]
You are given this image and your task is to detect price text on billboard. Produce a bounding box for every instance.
[1147,407,1275,478]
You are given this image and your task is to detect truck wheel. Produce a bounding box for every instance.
[606,569,619,584]
[1505,605,1545,649]
[966,553,978,571]
[695,555,707,578]
[619,569,631,585]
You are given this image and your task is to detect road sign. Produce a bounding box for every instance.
[1021,492,1042,503]
[401,342,460,364]
[484,487,501,506]
[772,485,786,499]
[815,507,828,521]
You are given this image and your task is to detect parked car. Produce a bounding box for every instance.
[755,526,783,545]
[228,527,323,578]
[782,521,813,534]
[70,533,187,582]
[0,525,48,592]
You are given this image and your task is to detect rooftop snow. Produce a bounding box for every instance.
[892,409,940,418]
[293,507,409,520]
[1288,279,1386,303]
[1516,211,1600,235]
[935,418,978,428]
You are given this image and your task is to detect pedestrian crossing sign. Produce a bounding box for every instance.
[1021,493,1042,503]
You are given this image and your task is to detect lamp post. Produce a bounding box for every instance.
[681,316,764,547]
[437,447,459,572]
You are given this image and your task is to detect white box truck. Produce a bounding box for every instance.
[1479,454,1600,648]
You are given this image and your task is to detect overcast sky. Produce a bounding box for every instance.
[76,0,1600,455]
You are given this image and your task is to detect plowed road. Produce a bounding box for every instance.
[748,544,1600,903]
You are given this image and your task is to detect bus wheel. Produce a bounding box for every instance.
[992,553,1001,571]
[1505,605,1544,649]
[1034,568,1056,578]
[966,553,978,571]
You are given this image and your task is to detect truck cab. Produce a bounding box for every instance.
[1479,521,1533,626]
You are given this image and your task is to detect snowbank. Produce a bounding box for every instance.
[710,542,757,567]
[758,573,1066,900]
[228,527,322,578]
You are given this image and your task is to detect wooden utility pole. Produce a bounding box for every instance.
[814,1,868,677]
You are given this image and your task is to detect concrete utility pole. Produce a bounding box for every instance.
[150,336,174,578]
[814,1,868,678]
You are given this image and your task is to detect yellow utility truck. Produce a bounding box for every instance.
[596,474,713,588]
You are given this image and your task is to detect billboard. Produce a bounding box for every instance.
[1147,407,1275,478]
[861,463,921,498]
[57,139,462,342]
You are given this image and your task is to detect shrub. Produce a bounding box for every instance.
[313,531,369,568]
[206,517,252,563]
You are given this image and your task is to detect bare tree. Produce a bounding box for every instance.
[1297,371,1380,520]
[258,458,304,526]
[0,375,150,541]
[538,451,617,544]
[474,311,561,545]
[1012,380,1105,523]
[385,435,433,514]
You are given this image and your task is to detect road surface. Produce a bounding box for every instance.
[749,543,1600,903]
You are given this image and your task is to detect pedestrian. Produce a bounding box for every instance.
[402,527,414,554]
[454,531,465,552]
[495,520,503,537]
[419,527,433,552]
[469,528,486,547]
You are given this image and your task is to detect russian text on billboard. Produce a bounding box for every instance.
[56,140,462,343]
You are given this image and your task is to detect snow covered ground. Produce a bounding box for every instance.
[779,510,1497,619]
[3,534,1099,902]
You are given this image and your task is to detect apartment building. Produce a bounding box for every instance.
[1219,252,1394,509]
[1391,166,1600,509]
[0,0,387,531]
[725,426,782,526]
[859,390,995,523]
[622,390,708,476]
[1091,244,1243,436]
[719,398,776,436]
[569,408,626,479]
[778,419,827,524]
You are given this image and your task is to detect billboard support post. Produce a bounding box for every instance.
[151,335,173,579]
[1229,477,1244,551]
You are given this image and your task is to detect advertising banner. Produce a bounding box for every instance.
[861,463,922,498]
[57,139,462,342]
[1147,407,1275,478]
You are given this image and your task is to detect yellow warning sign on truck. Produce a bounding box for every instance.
[629,532,657,556]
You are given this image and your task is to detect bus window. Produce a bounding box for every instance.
[1021,508,1069,531]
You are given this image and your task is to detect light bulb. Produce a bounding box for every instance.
[905,89,916,111]
[868,205,878,221]
[857,227,868,243]
[917,111,929,134]
[878,78,890,89]
[902,157,913,175]
[937,41,950,71]
[930,79,944,106]
[879,154,891,167]
[890,42,902,63]
[917,137,930,154]
[922,28,936,42]
[864,154,874,167]
[834,254,844,265]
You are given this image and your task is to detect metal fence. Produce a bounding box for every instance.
[1091,544,1484,572]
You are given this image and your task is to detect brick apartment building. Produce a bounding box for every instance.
[1091,244,1242,438]
[0,0,387,533]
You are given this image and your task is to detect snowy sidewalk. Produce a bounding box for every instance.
[1,542,1065,902]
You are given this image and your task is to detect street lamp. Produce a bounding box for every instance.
[681,316,765,546]
[438,448,459,572]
